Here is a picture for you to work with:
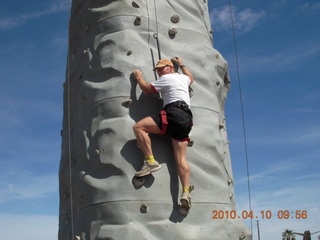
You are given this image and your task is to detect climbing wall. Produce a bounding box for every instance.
[59,0,251,239]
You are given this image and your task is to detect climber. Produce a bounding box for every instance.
[132,56,194,209]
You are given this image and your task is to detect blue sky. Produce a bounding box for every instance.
[0,0,319,239]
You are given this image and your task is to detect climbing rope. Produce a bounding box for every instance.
[144,0,157,80]
[227,0,253,232]
[66,0,75,238]
[145,0,151,45]
[153,0,162,60]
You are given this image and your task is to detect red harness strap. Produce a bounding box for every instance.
[160,110,168,135]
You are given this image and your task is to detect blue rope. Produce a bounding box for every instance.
[228,0,253,233]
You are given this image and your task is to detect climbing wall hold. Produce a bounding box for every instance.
[134,17,141,26]
[65,217,70,225]
[170,14,180,23]
[187,139,194,147]
[64,191,69,199]
[132,176,145,187]
[132,1,140,8]
[178,205,189,216]
[140,203,149,213]
[228,178,233,185]
[71,158,76,166]
[189,86,194,98]
[121,99,133,108]
[239,232,247,240]
[169,27,178,36]
[127,50,133,56]
[229,193,234,200]
[95,149,100,155]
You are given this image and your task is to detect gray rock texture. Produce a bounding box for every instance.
[59,0,251,239]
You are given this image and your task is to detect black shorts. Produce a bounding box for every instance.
[152,101,193,141]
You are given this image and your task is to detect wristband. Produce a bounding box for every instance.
[180,65,186,69]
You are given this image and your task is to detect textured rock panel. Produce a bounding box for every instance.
[59,0,251,239]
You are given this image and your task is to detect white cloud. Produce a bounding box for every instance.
[296,2,320,12]
[210,5,266,33]
[210,5,231,31]
[235,163,320,239]
[236,160,301,185]
[0,214,58,240]
[237,40,320,75]
[0,19,19,29]
[248,124,320,148]
[293,106,320,114]
[0,0,70,30]
[235,157,320,211]
[0,169,58,203]
[0,96,62,127]
[272,0,288,9]
[50,37,68,47]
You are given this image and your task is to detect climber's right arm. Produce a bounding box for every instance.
[132,69,156,95]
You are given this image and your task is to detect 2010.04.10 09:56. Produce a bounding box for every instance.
[212,210,308,220]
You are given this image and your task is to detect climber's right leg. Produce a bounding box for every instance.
[133,117,162,177]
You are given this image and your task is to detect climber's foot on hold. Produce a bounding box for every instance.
[178,185,194,215]
[135,161,161,177]
[180,192,191,208]
[179,192,191,215]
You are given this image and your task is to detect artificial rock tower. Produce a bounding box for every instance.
[59,1,251,239]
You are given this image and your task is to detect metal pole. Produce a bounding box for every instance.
[257,220,261,240]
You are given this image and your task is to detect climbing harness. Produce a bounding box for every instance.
[160,110,168,135]
[228,0,253,232]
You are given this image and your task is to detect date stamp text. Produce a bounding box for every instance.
[212,210,308,220]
